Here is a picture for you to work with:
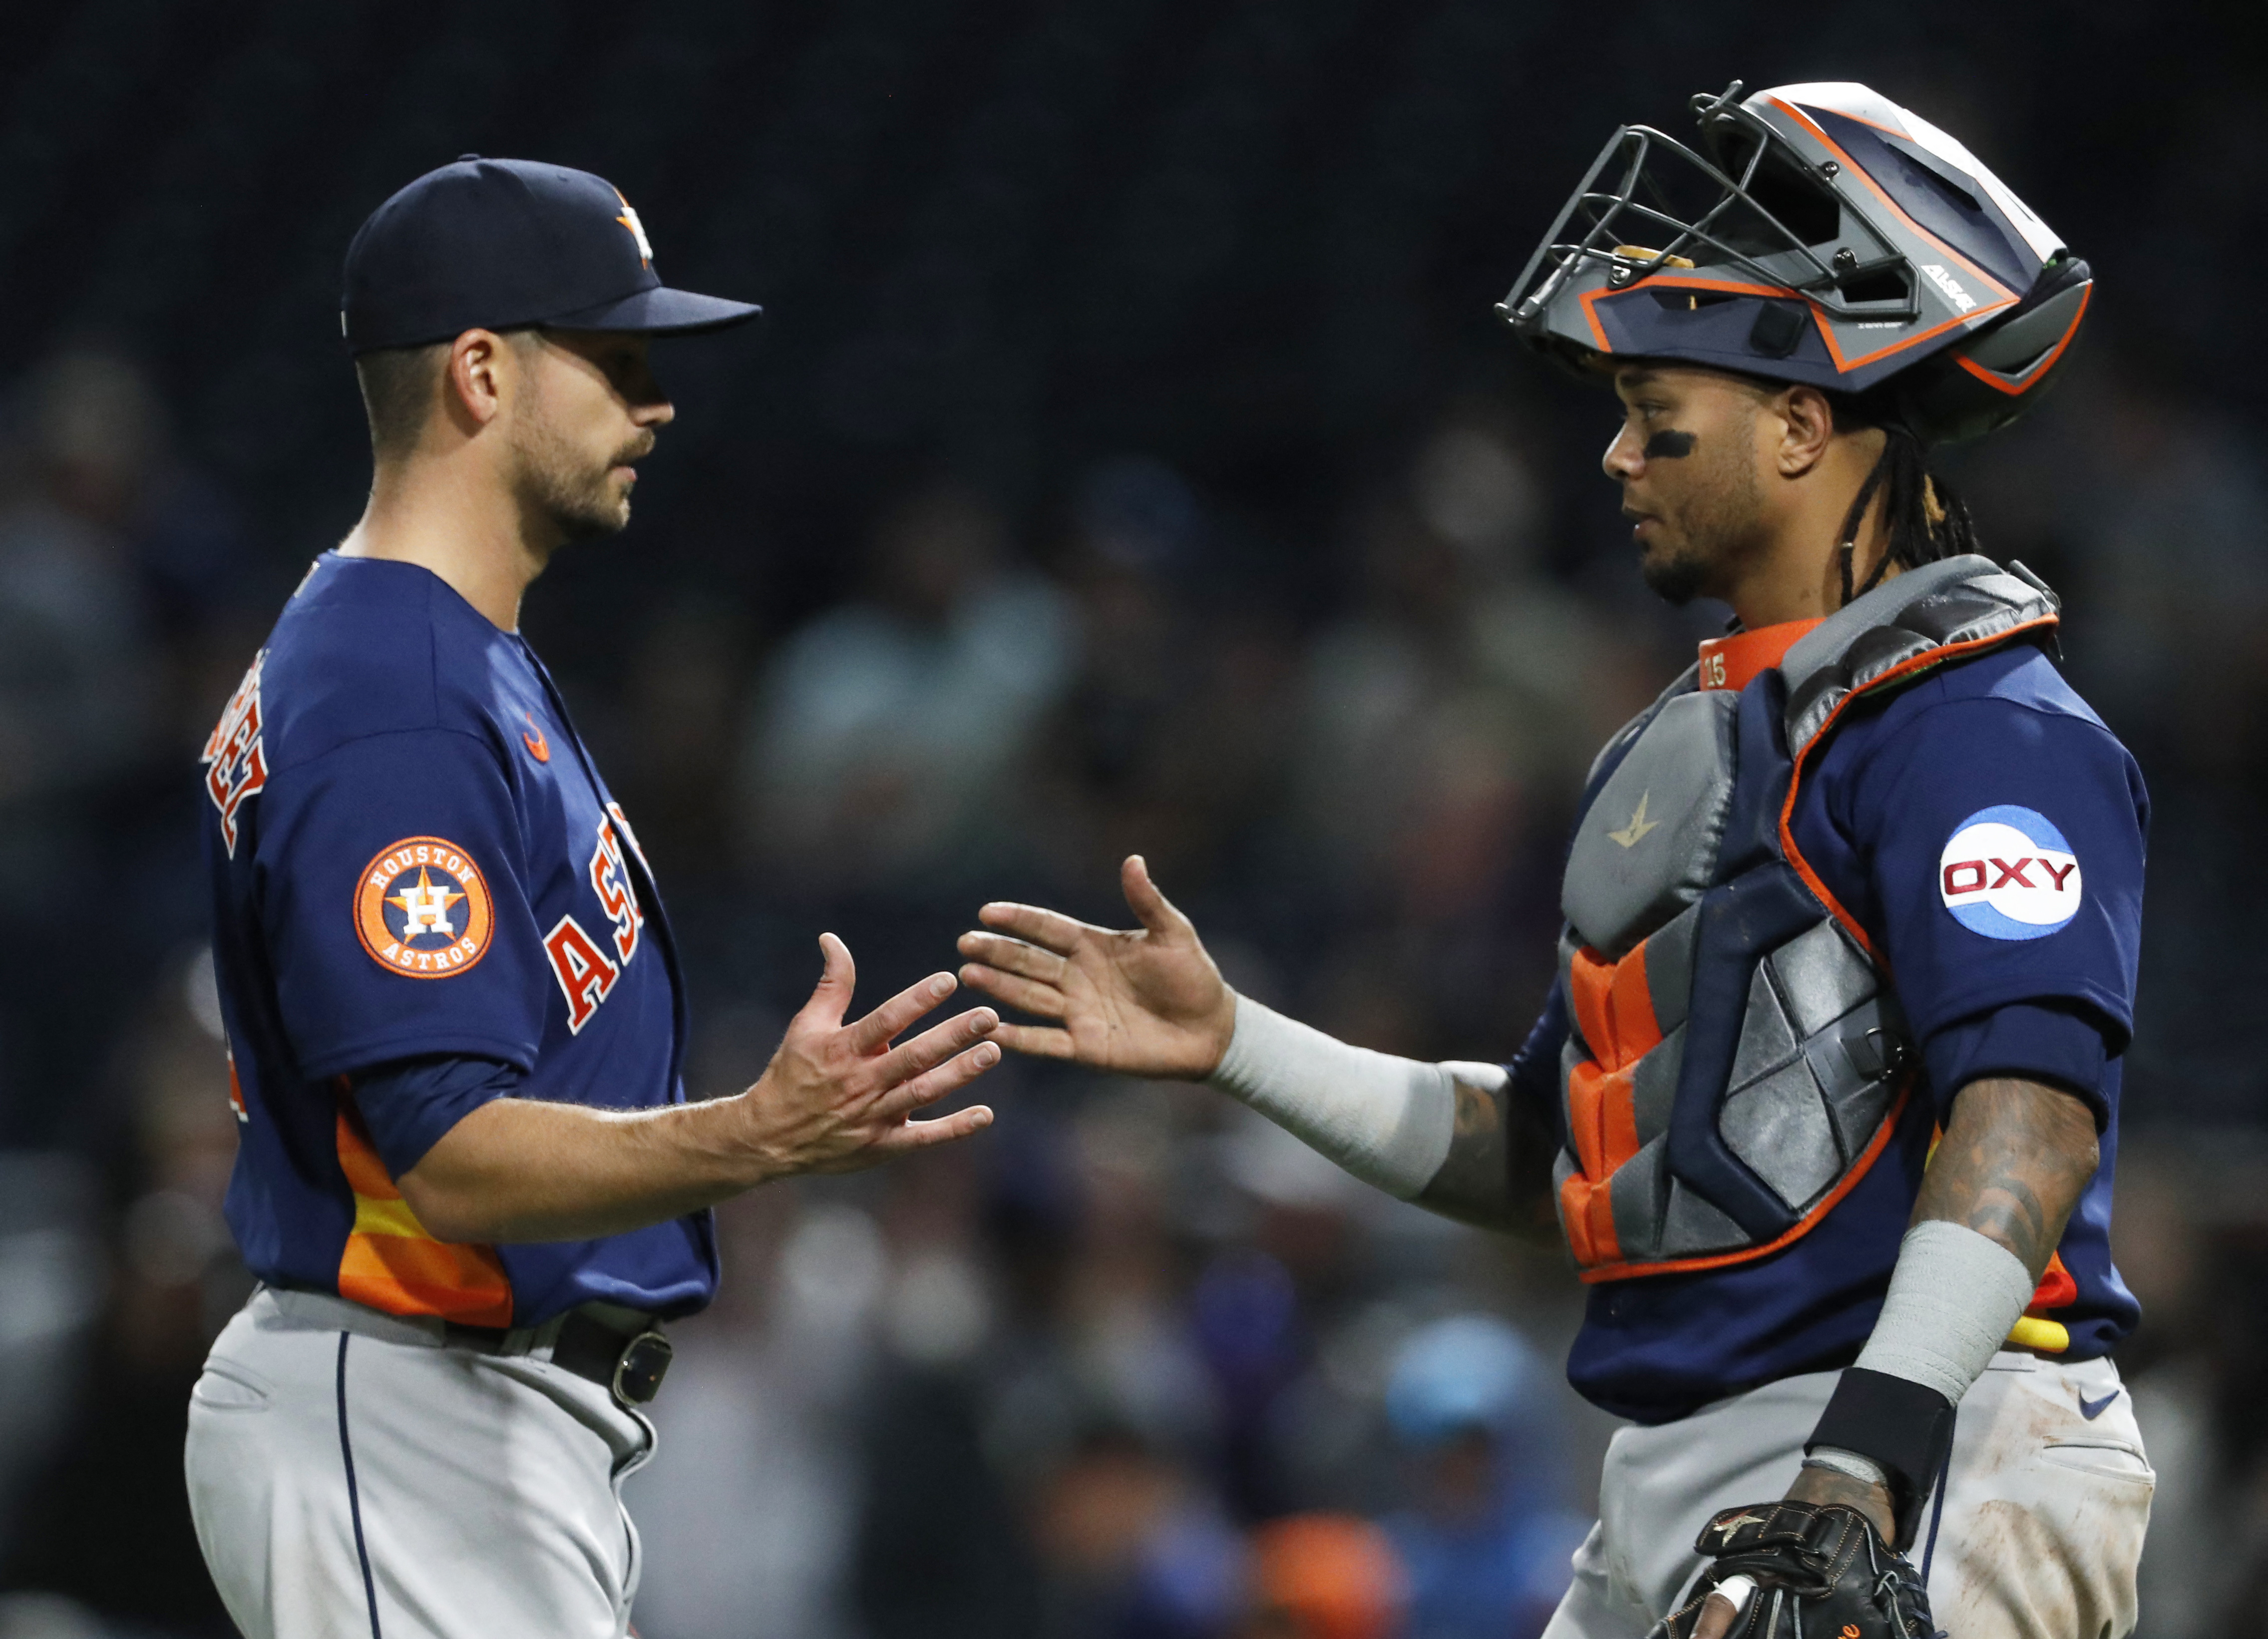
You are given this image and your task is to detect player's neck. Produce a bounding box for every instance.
[1722,448,1896,629]
[342,455,559,631]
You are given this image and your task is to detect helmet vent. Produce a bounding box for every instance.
[1836,266,1909,307]
[1893,150,1983,218]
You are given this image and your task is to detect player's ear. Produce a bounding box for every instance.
[1773,384,1837,478]
[442,328,510,433]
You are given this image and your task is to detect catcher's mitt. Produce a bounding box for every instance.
[1653,1501,1937,1639]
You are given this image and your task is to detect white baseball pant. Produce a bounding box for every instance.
[184,1287,654,1639]
[1543,1351,2153,1639]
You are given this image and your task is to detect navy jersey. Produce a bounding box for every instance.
[1513,636,2146,1423]
[200,553,717,1327]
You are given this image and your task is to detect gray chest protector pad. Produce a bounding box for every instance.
[1551,556,2061,1276]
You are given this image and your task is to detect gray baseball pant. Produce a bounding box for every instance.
[1543,1350,2153,1639]
[185,1287,654,1639]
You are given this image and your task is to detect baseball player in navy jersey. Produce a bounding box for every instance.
[186,157,1004,1639]
[959,83,2150,1639]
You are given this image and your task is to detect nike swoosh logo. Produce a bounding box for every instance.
[2078,1390,2119,1421]
[522,713,551,763]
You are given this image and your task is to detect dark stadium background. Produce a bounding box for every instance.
[0,3,2261,1636]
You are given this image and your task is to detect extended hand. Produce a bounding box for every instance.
[742,933,1000,1176]
[957,855,1238,1080]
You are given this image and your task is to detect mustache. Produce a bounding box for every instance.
[612,432,658,468]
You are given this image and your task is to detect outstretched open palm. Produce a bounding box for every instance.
[957,855,1237,1080]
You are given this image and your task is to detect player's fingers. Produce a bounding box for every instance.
[975,900,1100,957]
[986,1021,1078,1060]
[955,929,1068,985]
[871,1008,999,1090]
[1689,1576,1753,1639]
[1120,854,1190,937]
[872,1103,996,1154]
[796,933,857,1030]
[872,1040,1003,1120]
[955,963,1066,1020]
[843,971,958,1056]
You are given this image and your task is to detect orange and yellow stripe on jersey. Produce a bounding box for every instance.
[333,1085,512,1327]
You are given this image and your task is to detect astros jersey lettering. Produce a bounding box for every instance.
[201,553,718,1328]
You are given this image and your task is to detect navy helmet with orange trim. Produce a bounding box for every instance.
[1500,81,2091,445]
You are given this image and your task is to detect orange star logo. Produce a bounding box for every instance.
[614,190,653,267]
[387,866,465,939]
[356,839,496,979]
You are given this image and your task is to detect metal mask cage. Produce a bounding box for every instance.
[1501,82,1920,337]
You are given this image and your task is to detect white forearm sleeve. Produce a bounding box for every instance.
[1854,1219,2037,1406]
[1207,993,1499,1200]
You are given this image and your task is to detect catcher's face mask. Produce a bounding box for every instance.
[1501,81,2092,443]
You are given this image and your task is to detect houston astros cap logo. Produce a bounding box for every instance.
[356,837,496,977]
[614,189,653,267]
[1938,805,2082,941]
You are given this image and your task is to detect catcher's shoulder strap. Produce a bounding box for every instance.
[1778,553,2061,760]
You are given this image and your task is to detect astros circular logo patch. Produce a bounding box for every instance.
[1938,805,2082,941]
[356,837,495,978]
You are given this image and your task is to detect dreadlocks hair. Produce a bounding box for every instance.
[1832,422,1984,608]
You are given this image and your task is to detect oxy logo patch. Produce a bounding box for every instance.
[1938,805,2081,940]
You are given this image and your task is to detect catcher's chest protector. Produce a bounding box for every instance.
[1553,556,2060,1280]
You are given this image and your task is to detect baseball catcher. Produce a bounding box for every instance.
[961,81,2148,1639]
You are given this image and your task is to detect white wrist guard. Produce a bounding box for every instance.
[1854,1220,2037,1406]
[1804,1447,1890,1488]
[1207,994,1493,1201]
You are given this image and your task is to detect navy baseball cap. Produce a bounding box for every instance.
[342,155,759,354]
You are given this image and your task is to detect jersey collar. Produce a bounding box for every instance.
[1698,618,1824,693]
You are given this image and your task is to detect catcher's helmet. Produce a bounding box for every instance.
[1500,81,2091,444]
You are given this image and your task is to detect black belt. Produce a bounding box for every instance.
[445,1310,674,1406]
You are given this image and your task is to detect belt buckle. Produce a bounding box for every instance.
[610,1328,673,1407]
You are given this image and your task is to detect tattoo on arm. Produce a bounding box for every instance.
[1911,1076,2100,1281]
[1415,1075,1560,1244]
[1415,1077,1508,1229]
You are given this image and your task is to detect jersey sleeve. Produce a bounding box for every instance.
[256,727,548,1081]
[353,1055,524,1179]
[1840,688,2147,1124]
[1506,974,1570,1137]
[1919,999,2113,1127]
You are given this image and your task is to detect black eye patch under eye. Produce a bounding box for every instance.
[1645,429,1697,459]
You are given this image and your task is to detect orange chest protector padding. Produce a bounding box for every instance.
[1552,555,2061,1281]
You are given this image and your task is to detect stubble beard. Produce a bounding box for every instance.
[1634,420,1767,609]
[1639,534,1714,607]
[510,394,649,543]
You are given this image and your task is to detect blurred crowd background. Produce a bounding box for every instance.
[1,3,2264,1637]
